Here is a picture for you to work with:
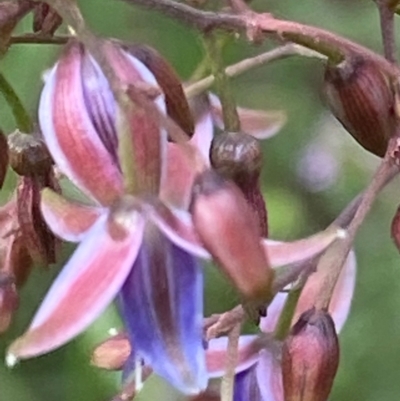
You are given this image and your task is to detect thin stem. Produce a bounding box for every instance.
[121,0,400,78]
[185,44,322,98]
[315,141,400,310]
[0,73,32,132]
[9,34,70,45]
[203,34,240,131]
[376,0,397,63]
[220,322,241,401]
[273,287,302,341]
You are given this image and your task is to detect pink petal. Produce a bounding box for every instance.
[293,250,356,332]
[149,204,210,259]
[206,335,260,378]
[41,188,103,242]
[160,141,197,209]
[191,111,214,163]
[259,250,356,334]
[39,43,123,205]
[263,228,346,267]
[208,93,286,139]
[7,210,145,361]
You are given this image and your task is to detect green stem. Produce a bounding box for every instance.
[0,73,32,132]
[273,287,302,341]
[203,34,240,132]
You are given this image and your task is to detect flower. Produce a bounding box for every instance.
[204,250,356,401]
[7,39,345,397]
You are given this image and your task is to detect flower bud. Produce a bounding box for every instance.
[8,131,53,177]
[191,170,273,306]
[0,273,19,333]
[210,131,268,237]
[0,130,9,188]
[125,44,194,137]
[91,332,131,370]
[32,3,62,36]
[391,204,400,252]
[282,307,339,401]
[324,56,395,157]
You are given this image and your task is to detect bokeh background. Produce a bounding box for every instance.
[1,0,400,400]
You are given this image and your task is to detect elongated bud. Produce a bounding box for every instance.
[32,3,62,36]
[191,170,273,306]
[0,273,19,333]
[282,307,339,401]
[324,56,395,157]
[210,131,268,237]
[124,44,194,137]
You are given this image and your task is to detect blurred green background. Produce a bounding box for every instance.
[1,0,400,400]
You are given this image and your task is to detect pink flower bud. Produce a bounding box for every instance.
[282,307,339,401]
[191,170,273,306]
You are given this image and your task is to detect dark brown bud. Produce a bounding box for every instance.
[210,131,268,237]
[8,131,53,176]
[0,1,33,51]
[391,204,400,252]
[0,130,9,188]
[32,3,62,36]
[282,307,339,401]
[0,273,19,333]
[17,176,58,266]
[324,56,395,157]
[124,44,194,137]
[191,170,273,306]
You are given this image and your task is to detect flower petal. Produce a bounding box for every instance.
[209,93,286,140]
[7,210,145,361]
[41,188,103,242]
[206,335,260,378]
[234,366,263,401]
[263,227,345,267]
[39,43,123,205]
[255,348,284,401]
[149,203,210,259]
[120,224,206,395]
[293,250,356,332]
[260,250,356,334]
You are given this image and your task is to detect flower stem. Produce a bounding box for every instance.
[375,0,397,63]
[203,34,240,132]
[185,44,324,98]
[315,139,400,310]
[273,287,302,341]
[0,73,32,132]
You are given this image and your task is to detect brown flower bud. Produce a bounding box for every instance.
[210,131,268,237]
[0,130,9,189]
[391,204,400,252]
[8,131,53,177]
[124,44,194,137]
[0,273,19,333]
[0,1,33,51]
[17,175,58,266]
[324,56,395,157]
[282,307,339,401]
[91,332,131,370]
[191,170,273,306]
[32,3,62,36]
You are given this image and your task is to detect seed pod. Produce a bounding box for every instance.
[282,307,339,401]
[324,56,395,157]
[191,170,273,305]
[210,131,268,237]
